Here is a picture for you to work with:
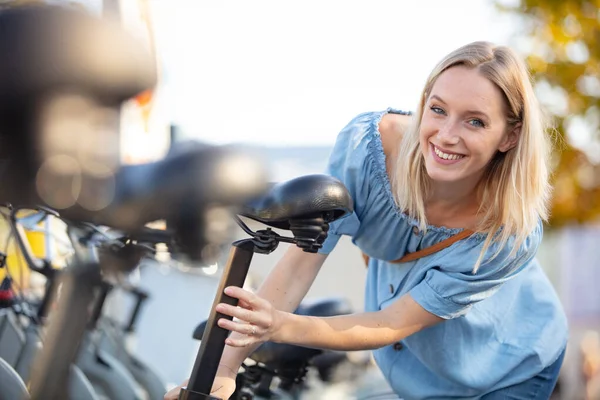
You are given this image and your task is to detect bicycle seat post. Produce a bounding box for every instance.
[179,239,256,400]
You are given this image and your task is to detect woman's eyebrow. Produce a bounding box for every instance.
[429,94,491,120]
[429,94,446,104]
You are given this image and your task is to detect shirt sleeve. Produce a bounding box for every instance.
[318,111,383,254]
[409,220,544,319]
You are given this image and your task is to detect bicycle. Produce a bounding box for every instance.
[0,4,268,400]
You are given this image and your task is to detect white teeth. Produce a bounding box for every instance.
[434,146,464,161]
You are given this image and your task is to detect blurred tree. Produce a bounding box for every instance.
[496,0,600,227]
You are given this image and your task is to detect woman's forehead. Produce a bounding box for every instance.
[428,66,507,117]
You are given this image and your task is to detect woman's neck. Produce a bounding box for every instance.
[425,179,482,228]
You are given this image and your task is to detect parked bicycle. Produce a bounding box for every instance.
[0,4,268,400]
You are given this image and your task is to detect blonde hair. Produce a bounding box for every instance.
[393,41,553,272]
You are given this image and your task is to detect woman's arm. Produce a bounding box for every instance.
[217,287,443,352]
[219,246,328,369]
[276,292,442,351]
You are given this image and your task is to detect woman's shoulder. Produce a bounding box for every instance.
[378,111,412,175]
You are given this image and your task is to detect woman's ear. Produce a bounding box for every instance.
[498,122,522,153]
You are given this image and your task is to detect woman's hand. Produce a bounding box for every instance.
[216,286,284,347]
[163,364,238,400]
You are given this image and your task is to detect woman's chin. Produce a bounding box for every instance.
[424,166,463,184]
[427,174,460,183]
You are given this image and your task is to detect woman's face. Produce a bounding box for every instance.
[419,65,519,186]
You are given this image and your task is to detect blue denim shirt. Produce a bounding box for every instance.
[318,109,568,399]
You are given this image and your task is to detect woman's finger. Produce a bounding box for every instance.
[224,286,265,308]
[238,299,252,309]
[218,318,260,336]
[216,303,259,324]
[216,303,272,328]
[224,334,256,347]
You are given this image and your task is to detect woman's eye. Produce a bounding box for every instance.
[469,119,485,128]
[430,106,445,115]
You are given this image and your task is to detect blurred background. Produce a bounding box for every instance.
[0,0,598,399]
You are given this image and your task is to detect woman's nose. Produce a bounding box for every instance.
[436,120,460,145]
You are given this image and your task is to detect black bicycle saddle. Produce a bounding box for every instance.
[238,174,353,231]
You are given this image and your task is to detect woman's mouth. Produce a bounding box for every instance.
[430,143,466,165]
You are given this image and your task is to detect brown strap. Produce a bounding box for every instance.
[362,229,474,266]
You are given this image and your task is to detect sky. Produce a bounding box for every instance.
[148,0,519,147]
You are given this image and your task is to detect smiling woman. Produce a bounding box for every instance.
[395,42,552,273]
[165,41,568,400]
